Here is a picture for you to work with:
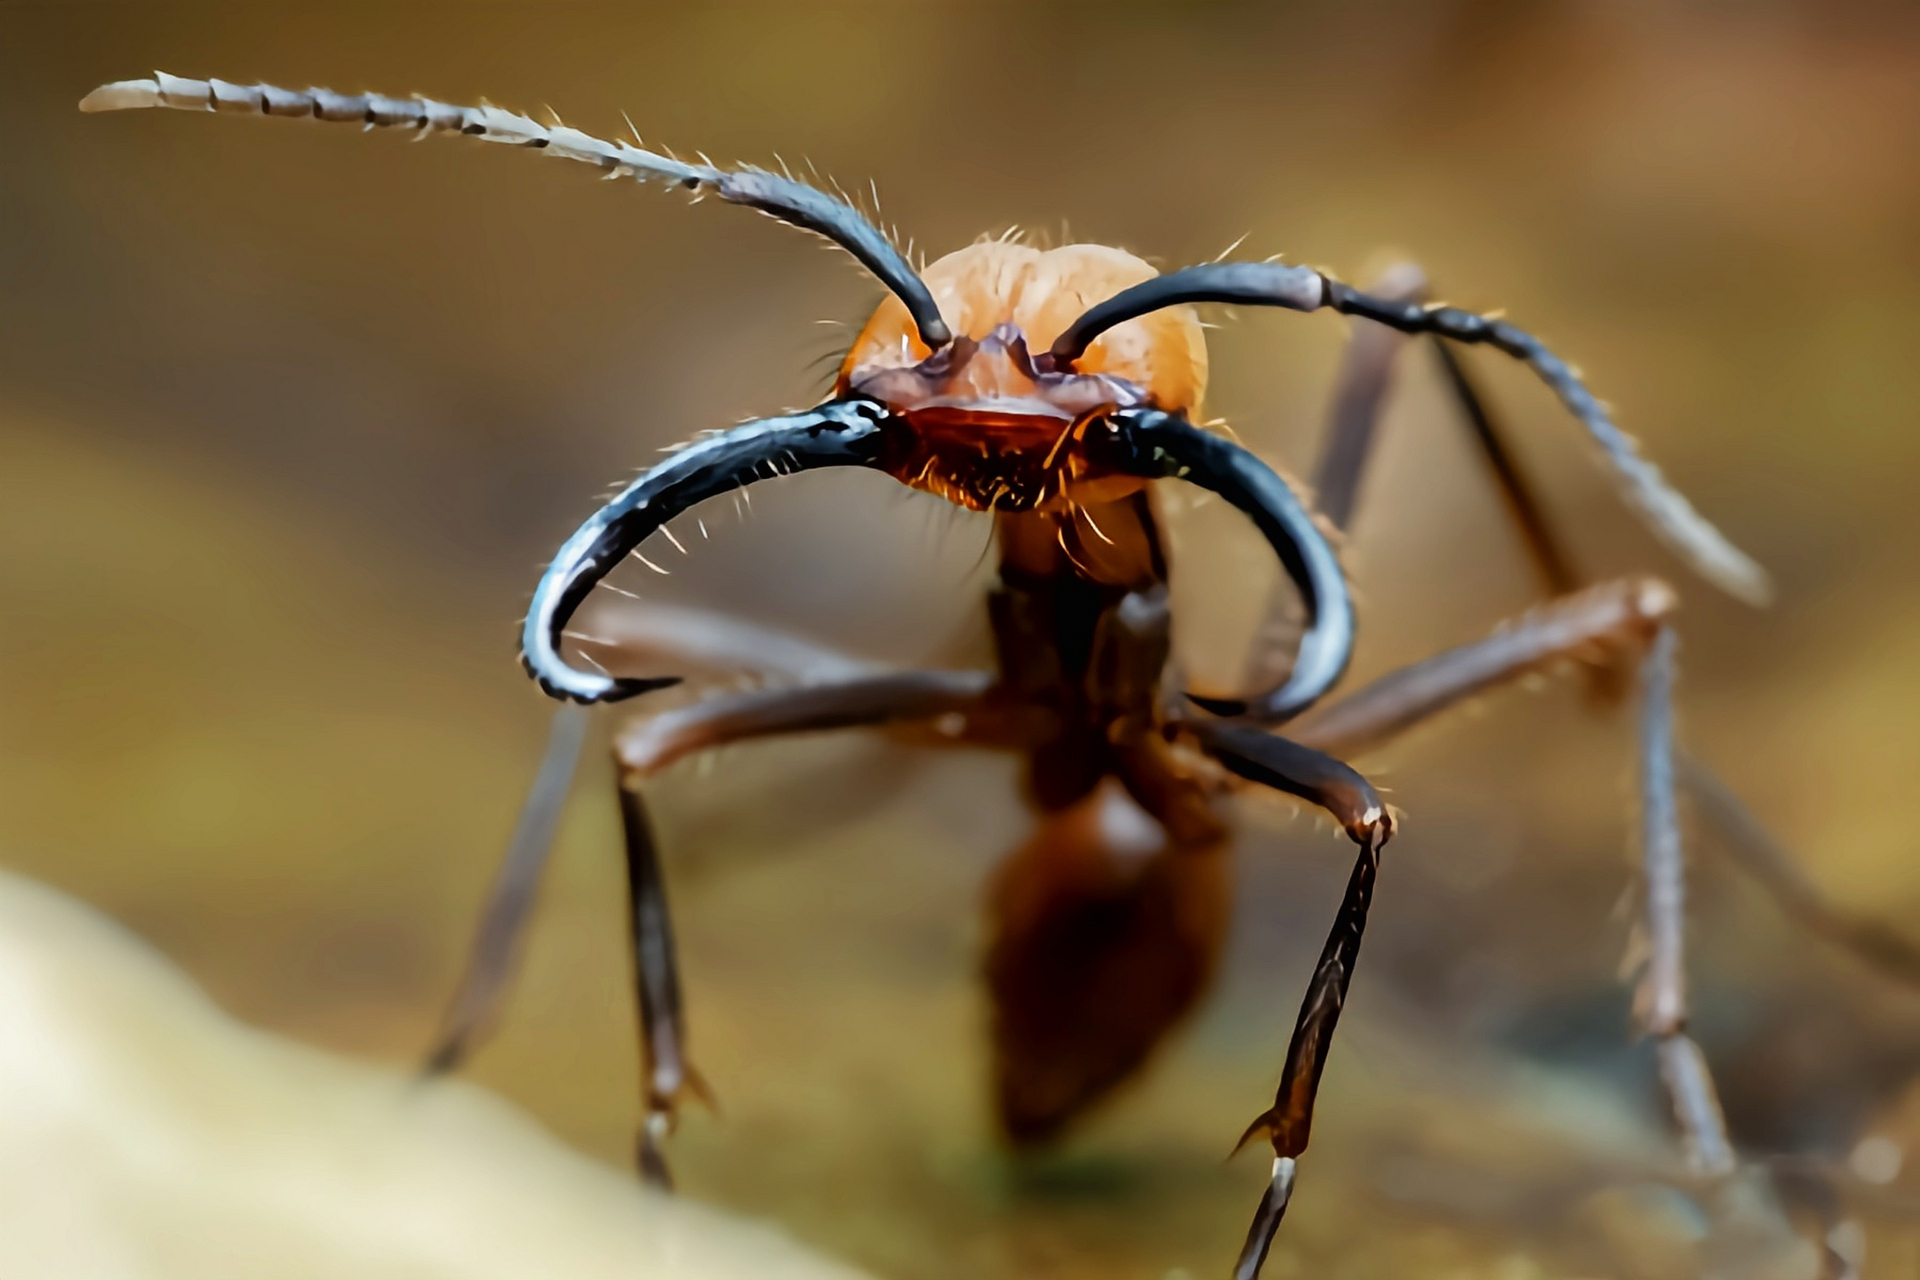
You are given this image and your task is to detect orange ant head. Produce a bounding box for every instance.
[837,242,1209,512]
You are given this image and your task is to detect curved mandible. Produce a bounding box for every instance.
[522,399,896,704]
[1092,410,1354,722]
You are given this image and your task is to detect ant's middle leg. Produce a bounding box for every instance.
[1297,296,1920,992]
[1287,576,1676,759]
[610,668,995,1187]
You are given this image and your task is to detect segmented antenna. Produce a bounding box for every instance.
[80,72,951,348]
[1322,280,1772,607]
[1053,261,1771,607]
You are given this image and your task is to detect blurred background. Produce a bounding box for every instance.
[3,2,1920,1277]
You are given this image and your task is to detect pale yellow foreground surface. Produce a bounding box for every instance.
[0,868,872,1280]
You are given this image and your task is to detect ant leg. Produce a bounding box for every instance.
[1311,260,1580,590]
[617,782,693,1189]
[424,703,590,1074]
[1288,590,1920,993]
[1248,261,1578,690]
[571,599,885,685]
[1245,264,1424,690]
[1288,577,1676,759]
[1637,625,1736,1177]
[1195,591,1733,1280]
[423,604,896,1075]
[1296,276,1920,992]
[1426,335,1582,597]
[1679,756,1920,986]
[1179,722,1391,1280]
[611,669,994,1187]
[1309,262,1429,532]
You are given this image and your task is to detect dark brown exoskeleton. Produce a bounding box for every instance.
[86,72,1920,1279]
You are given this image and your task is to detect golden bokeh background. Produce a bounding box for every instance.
[4,3,1920,1277]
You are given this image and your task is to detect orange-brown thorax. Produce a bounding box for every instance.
[837,242,1209,512]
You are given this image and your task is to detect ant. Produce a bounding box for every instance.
[84,72,1920,1279]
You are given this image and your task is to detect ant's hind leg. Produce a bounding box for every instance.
[1308,261,1429,532]
[1680,756,1920,986]
[424,703,589,1075]
[1247,259,1578,689]
[1243,263,1426,690]
[611,669,993,1187]
[1287,577,1677,759]
[1310,258,1580,588]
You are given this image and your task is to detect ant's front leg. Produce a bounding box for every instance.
[1181,721,1393,1280]
[610,670,994,1187]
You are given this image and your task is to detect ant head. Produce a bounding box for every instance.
[835,242,1210,512]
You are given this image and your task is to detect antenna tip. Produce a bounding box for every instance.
[80,79,162,113]
[1721,559,1775,609]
